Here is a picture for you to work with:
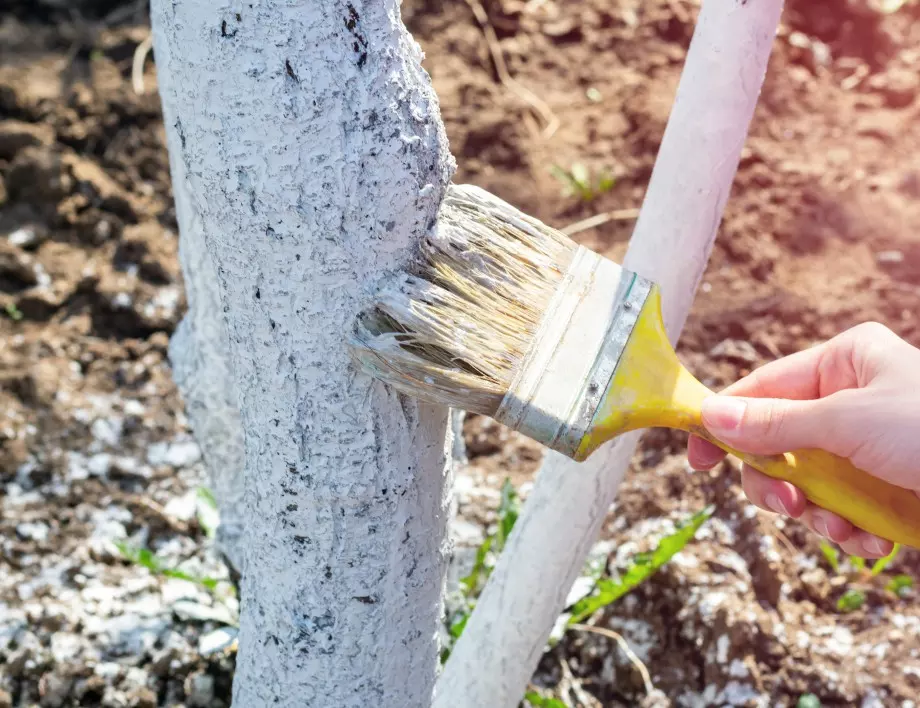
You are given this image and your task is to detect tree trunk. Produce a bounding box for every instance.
[163,123,247,573]
[434,0,785,704]
[150,1,456,705]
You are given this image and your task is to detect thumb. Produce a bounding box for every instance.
[700,395,837,456]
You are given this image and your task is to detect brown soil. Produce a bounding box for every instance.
[2,0,920,706]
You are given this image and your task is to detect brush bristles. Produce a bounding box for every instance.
[348,184,577,417]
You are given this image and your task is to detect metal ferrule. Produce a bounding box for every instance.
[493,246,653,458]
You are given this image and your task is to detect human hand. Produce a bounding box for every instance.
[688,322,920,558]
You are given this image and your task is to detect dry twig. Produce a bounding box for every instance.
[462,0,560,138]
[570,623,655,696]
[132,34,154,95]
[772,521,798,557]
[561,208,641,236]
[557,656,602,708]
[125,494,190,535]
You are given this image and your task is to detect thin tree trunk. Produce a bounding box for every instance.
[433,1,785,705]
[150,1,456,705]
[163,127,247,573]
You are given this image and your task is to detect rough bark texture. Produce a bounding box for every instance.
[433,0,785,705]
[163,127,247,573]
[150,1,456,705]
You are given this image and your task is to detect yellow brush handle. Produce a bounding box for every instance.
[689,423,920,549]
[578,285,920,549]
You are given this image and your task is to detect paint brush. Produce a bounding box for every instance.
[348,183,920,548]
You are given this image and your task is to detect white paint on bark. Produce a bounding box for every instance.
[150,1,456,705]
[433,1,785,705]
[163,123,247,573]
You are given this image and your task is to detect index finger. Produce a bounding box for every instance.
[718,341,828,400]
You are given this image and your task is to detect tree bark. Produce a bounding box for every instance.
[150,1,456,705]
[433,1,785,705]
[163,124,247,573]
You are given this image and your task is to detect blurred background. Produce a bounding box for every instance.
[1,0,920,706]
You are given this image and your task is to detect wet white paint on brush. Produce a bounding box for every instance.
[349,184,578,417]
[348,182,653,458]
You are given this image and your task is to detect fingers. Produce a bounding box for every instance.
[718,322,875,402]
[802,505,853,545]
[716,342,829,400]
[740,465,806,517]
[739,464,894,558]
[836,529,894,559]
[803,506,893,558]
[687,435,725,469]
[700,394,841,456]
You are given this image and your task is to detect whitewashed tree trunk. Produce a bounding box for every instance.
[433,1,786,705]
[162,127,247,573]
[150,2,456,705]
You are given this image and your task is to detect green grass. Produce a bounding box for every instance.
[442,478,520,661]
[567,505,715,625]
[114,486,234,601]
[887,574,913,597]
[443,477,715,673]
[818,540,913,612]
[196,486,219,540]
[819,539,902,579]
[114,541,226,595]
[4,303,23,321]
[550,163,616,203]
[524,690,567,708]
[836,588,865,613]
[459,478,520,598]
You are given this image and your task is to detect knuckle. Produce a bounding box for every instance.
[851,321,894,342]
[757,399,788,441]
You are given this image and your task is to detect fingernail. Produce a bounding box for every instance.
[864,537,886,556]
[814,516,830,539]
[764,493,788,516]
[701,397,747,434]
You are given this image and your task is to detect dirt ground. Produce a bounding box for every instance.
[2,0,920,706]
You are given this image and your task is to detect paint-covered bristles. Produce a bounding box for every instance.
[348,184,577,416]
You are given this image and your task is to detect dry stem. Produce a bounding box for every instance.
[561,208,641,236]
[132,34,154,95]
[463,0,559,138]
[569,623,655,696]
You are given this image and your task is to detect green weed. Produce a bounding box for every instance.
[818,540,839,573]
[524,690,567,708]
[818,540,913,612]
[4,303,23,321]
[196,486,219,540]
[567,505,715,625]
[442,478,520,661]
[887,574,913,597]
[819,539,902,579]
[443,475,715,671]
[460,478,519,597]
[836,588,865,613]
[114,541,228,596]
[114,486,234,602]
[869,545,900,576]
[550,163,615,202]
